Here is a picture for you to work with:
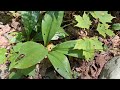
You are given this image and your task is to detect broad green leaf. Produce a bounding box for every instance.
[51,27,68,40]
[9,42,23,69]
[97,23,115,38]
[13,42,23,52]
[74,37,103,60]
[52,40,83,58]
[21,11,40,40]
[19,65,36,76]
[55,49,83,58]
[74,12,91,29]
[90,11,115,24]
[9,41,48,69]
[32,32,43,41]
[112,23,120,30]
[53,40,77,50]
[42,13,57,46]
[0,48,7,64]
[9,65,36,79]
[46,11,64,26]
[42,11,64,46]
[56,11,64,26]
[9,53,19,70]
[48,51,72,79]
[9,71,23,79]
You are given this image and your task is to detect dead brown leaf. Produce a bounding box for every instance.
[11,19,20,30]
[36,59,52,78]
[95,52,112,77]
[0,24,11,35]
[0,36,9,48]
[0,64,9,79]
[111,35,120,48]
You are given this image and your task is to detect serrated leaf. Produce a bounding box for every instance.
[52,40,83,58]
[21,11,40,40]
[83,50,95,60]
[0,48,7,64]
[105,29,115,36]
[42,11,64,46]
[74,37,103,60]
[97,23,115,38]
[97,23,106,37]
[112,23,120,30]
[74,12,91,29]
[90,11,115,24]
[48,51,72,79]
[9,41,48,69]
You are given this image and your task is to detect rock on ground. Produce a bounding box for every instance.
[99,56,120,79]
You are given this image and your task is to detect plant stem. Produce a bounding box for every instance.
[63,20,73,23]
[62,22,75,28]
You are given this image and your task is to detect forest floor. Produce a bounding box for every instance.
[0,11,120,79]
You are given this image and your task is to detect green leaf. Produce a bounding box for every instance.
[42,11,64,46]
[9,71,23,79]
[9,65,36,79]
[48,51,72,79]
[103,44,109,51]
[90,11,115,24]
[46,11,64,25]
[112,23,120,30]
[21,11,40,40]
[74,37,103,60]
[9,41,48,69]
[51,27,68,40]
[4,32,23,43]
[53,40,77,50]
[52,40,83,58]
[55,49,83,58]
[83,50,95,60]
[97,23,115,38]
[0,48,7,64]
[8,53,19,70]
[74,12,91,29]
[32,32,43,41]
[36,12,43,33]
[18,65,36,76]
[8,42,23,69]
[105,29,115,36]
[13,42,23,52]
